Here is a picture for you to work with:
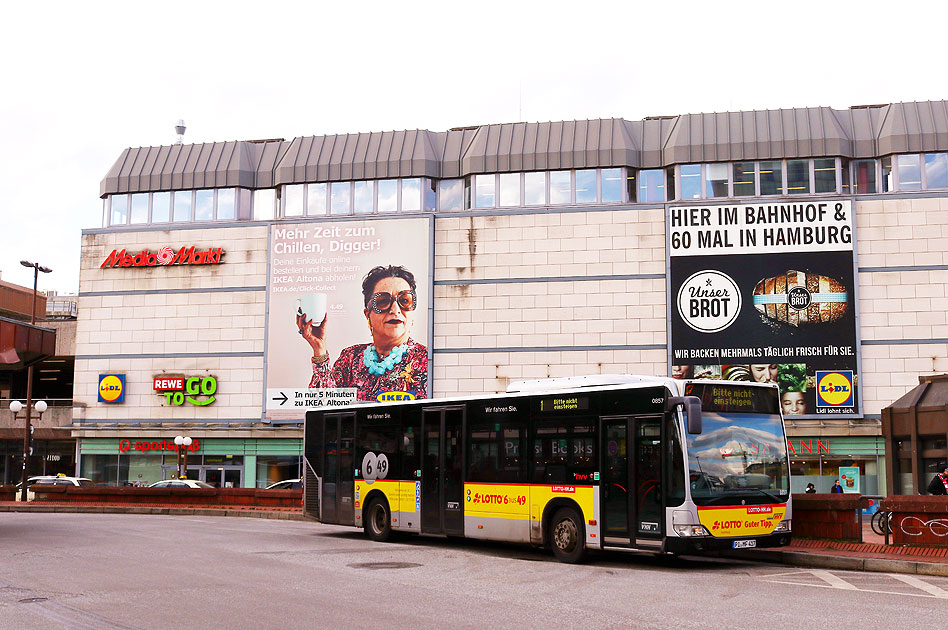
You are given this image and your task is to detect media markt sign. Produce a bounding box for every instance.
[100,246,225,268]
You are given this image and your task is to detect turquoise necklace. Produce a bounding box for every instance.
[363,343,407,376]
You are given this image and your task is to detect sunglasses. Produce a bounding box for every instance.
[370,290,417,313]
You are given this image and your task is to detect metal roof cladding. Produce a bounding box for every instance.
[101,100,948,197]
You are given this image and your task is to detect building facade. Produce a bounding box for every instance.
[1,272,78,484]
[75,101,948,492]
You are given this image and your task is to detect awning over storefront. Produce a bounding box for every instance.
[0,316,56,368]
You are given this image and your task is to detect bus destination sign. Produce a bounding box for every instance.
[539,396,590,413]
[684,383,779,414]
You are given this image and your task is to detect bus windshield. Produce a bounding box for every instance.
[685,412,789,506]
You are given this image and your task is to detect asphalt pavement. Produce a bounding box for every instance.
[2,501,947,577]
[2,511,948,630]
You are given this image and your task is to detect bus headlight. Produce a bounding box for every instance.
[673,524,711,537]
[773,519,791,533]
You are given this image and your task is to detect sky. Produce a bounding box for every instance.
[2,0,946,294]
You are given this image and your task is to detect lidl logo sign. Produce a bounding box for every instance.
[98,374,126,403]
[816,370,854,408]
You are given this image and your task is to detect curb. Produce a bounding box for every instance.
[723,548,948,577]
[0,504,306,521]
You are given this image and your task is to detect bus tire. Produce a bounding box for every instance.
[550,507,586,564]
[364,498,392,542]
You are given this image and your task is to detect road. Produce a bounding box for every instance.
[1,513,946,629]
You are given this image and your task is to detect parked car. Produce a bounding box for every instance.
[148,479,214,489]
[265,478,302,490]
[16,474,95,488]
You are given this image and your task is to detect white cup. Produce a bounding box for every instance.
[298,293,327,323]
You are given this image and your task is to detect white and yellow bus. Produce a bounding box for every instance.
[303,375,792,563]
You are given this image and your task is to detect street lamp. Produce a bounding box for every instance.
[174,436,193,479]
[17,260,52,501]
[11,399,48,501]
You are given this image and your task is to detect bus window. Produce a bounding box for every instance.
[533,422,597,484]
[665,414,685,506]
[401,409,420,478]
[468,423,526,483]
[358,423,399,479]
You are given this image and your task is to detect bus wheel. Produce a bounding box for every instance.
[364,498,392,542]
[550,507,586,564]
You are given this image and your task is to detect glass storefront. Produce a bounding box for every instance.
[0,439,76,484]
[78,438,302,488]
[256,456,302,488]
[787,436,885,496]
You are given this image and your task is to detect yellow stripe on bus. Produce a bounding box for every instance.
[465,483,595,522]
[354,480,595,523]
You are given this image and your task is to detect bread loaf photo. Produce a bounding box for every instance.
[752,270,848,326]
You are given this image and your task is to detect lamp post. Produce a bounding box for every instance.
[18,260,52,502]
[174,436,193,479]
[11,399,47,501]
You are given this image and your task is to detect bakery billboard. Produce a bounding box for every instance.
[667,200,861,418]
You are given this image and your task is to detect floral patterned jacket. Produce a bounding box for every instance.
[309,338,428,401]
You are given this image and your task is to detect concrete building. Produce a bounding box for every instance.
[74,100,948,492]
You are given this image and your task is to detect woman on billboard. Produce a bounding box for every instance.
[296,265,428,401]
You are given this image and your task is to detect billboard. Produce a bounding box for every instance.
[265,217,431,419]
[667,200,860,419]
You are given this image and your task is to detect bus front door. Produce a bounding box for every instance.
[421,407,464,536]
[601,416,664,547]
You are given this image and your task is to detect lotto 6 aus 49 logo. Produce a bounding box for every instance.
[677,270,742,333]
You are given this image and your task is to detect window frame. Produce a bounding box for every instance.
[438,178,465,212]
[523,171,548,206]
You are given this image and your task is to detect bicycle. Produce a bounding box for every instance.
[871,509,893,536]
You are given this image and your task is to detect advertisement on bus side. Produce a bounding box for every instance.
[667,200,861,419]
[696,504,787,538]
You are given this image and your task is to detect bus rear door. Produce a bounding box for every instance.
[421,406,464,536]
[600,415,664,548]
[321,411,355,525]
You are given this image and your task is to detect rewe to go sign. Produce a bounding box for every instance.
[153,376,217,406]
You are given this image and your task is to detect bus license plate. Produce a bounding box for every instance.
[733,540,756,549]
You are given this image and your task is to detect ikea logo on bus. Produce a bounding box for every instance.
[98,374,126,404]
[376,391,417,403]
[816,370,854,408]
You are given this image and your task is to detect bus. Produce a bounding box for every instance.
[303,375,792,563]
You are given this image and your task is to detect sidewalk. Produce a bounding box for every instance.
[727,522,948,576]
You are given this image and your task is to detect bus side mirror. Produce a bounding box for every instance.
[668,396,702,434]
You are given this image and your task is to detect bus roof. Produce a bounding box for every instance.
[305,374,680,416]
[301,375,779,417]
[506,374,671,393]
